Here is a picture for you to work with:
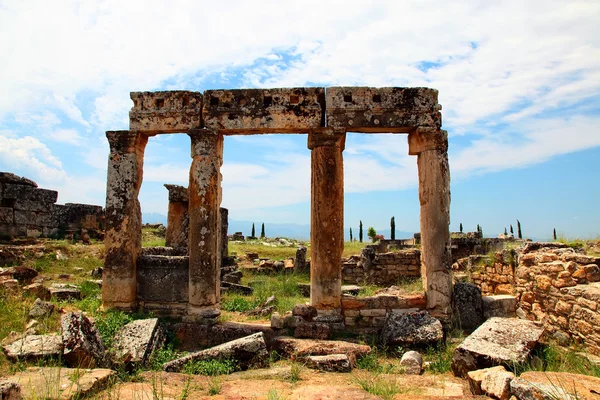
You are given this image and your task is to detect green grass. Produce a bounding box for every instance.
[424,343,455,374]
[241,271,308,315]
[208,376,222,395]
[355,349,396,374]
[516,344,600,378]
[183,358,236,376]
[142,227,166,247]
[353,373,411,400]
[228,240,369,261]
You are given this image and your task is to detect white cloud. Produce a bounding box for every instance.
[0,135,66,182]
[47,129,82,146]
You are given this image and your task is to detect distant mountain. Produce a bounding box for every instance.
[143,213,168,225]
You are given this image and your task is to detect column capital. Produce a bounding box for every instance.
[106,130,148,154]
[164,184,188,203]
[188,128,223,158]
[408,128,448,156]
[307,127,346,150]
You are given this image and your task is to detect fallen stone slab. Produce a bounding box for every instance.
[305,354,351,372]
[0,380,21,400]
[220,281,253,295]
[452,317,544,378]
[62,312,105,368]
[49,283,81,301]
[173,321,276,351]
[22,283,50,300]
[511,371,598,400]
[400,350,423,375]
[467,365,507,395]
[163,332,269,372]
[2,335,62,362]
[341,285,361,296]
[28,298,55,318]
[294,322,331,340]
[483,295,517,319]
[112,318,164,366]
[4,367,115,400]
[271,337,371,365]
[481,366,514,400]
[380,310,443,348]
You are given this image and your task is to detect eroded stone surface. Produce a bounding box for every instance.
[452,317,544,377]
[381,310,443,348]
[272,337,371,365]
[163,332,268,372]
[29,298,55,318]
[112,318,164,366]
[306,354,351,372]
[453,282,484,332]
[2,335,62,362]
[400,350,423,375]
[61,312,106,368]
[130,91,202,133]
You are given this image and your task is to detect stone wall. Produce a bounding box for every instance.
[0,172,103,239]
[342,292,426,332]
[454,250,518,295]
[514,243,600,354]
[342,247,421,285]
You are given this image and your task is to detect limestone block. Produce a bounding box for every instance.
[29,298,55,318]
[203,88,324,133]
[13,210,36,225]
[326,87,441,132]
[0,207,14,223]
[481,367,514,400]
[467,365,507,395]
[2,335,63,362]
[483,295,517,319]
[305,354,351,372]
[49,283,81,301]
[271,337,370,365]
[0,172,37,187]
[61,312,106,368]
[163,332,269,372]
[112,318,165,366]
[0,380,21,400]
[136,255,189,303]
[400,350,423,375]
[451,317,544,377]
[129,91,202,133]
[453,282,484,333]
[23,283,51,300]
[381,310,443,348]
[294,322,332,340]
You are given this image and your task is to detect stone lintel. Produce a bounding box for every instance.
[203,87,324,134]
[129,91,203,134]
[408,128,448,156]
[326,87,441,132]
[106,130,149,154]
[164,184,188,203]
[307,128,346,150]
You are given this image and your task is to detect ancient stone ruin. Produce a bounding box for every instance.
[103,87,451,325]
[0,172,104,240]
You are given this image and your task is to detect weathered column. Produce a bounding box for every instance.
[186,129,223,324]
[220,207,229,263]
[103,130,148,310]
[408,128,452,323]
[164,184,189,249]
[308,128,345,314]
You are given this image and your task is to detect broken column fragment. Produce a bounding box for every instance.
[164,184,189,249]
[186,129,223,324]
[308,128,345,314]
[103,130,148,310]
[408,128,452,323]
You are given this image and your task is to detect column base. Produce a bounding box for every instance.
[184,305,220,325]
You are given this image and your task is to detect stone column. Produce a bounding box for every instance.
[164,184,189,249]
[408,128,452,323]
[308,128,345,314]
[186,129,223,324]
[103,130,148,310]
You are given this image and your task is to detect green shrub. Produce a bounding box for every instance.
[183,358,236,376]
[95,310,133,348]
[221,295,255,312]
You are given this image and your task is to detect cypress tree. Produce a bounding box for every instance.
[251,223,255,238]
[553,228,557,241]
[359,220,363,243]
[261,223,265,238]
[510,225,514,235]
[390,217,396,240]
[517,220,522,239]
[477,224,480,233]
[459,223,463,233]
[350,227,353,242]
[504,227,508,235]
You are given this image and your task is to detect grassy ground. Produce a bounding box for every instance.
[229,239,371,261]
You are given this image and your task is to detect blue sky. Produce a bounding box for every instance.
[1,0,599,240]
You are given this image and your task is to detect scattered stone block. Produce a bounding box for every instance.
[453,282,484,332]
[22,283,50,300]
[61,312,106,368]
[294,322,332,340]
[0,380,21,400]
[292,304,318,320]
[28,298,55,318]
[49,283,81,300]
[0,279,19,291]
[271,337,371,365]
[380,310,443,348]
[112,318,164,366]
[222,270,242,284]
[163,332,269,372]
[271,312,284,329]
[221,282,253,295]
[4,367,114,400]
[467,365,507,395]
[2,335,62,362]
[341,285,361,296]
[400,351,423,375]
[481,367,514,400]
[306,354,351,372]
[451,317,544,377]
[483,295,517,319]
